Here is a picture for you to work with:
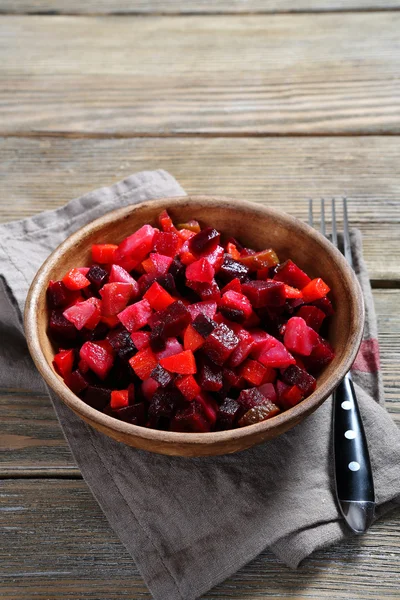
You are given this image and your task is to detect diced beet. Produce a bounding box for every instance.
[249,329,270,353]
[175,374,201,401]
[153,230,181,257]
[305,337,335,370]
[49,309,78,341]
[144,282,175,312]
[202,323,240,365]
[116,402,147,425]
[238,400,280,426]
[160,350,196,374]
[130,330,150,350]
[117,299,152,332]
[142,253,173,277]
[171,401,210,433]
[149,322,167,352]
[47,280,79,308]
[150,364,173,387]
[186,257,215,283]
[242,280,286,308]
[87,265,109,292]
[129,347,158,380]
[284,317,319,356]
[222,367,246,392]
[254,333,296,368]
[198,358,223,392]
[148,388,182,429]
[186,279,221,302]
[257,382,277,404]
[183,324,205,352]
[187,301,217,322]
[156,273,177,297]
[283,284,302,299]
[114,224,156,268]
[106,328,137,361]
[179,240,196,265]
[219,307,245,323]
[142,377,160,401]
[218,255,250,283]
[80,341,114,380]
[83,386,111,411]
[92,244,118,264]
[100,282,133,316]
[237,387,268,412]
[206,245,225,272]
[229,328,254,367]
[220,291,252,320]
[296,305,326,332]
[221,278,242,294]
[111,389,129,410]
[189,227,220,257]
[239,359,267,386]
[239,248,279,270]
[310,296,334,316]
[217,398,241,430]
[191,313,216,338]
[195,392,218,426]
[53,349,75,379]
[281,364,316,396]
[153,300,191,338]
[156,337,183,359]
[274,259,311,289]
[64,369,90,395]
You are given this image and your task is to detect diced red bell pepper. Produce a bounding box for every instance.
[117,299,152,332]
[158,209,176,232]
[301,278,330,303]
[130,330,151,350]
[239,359,267,386]
[144,282,175,311]
[153,230,181,257]
[177,229,196,242]
[111,390,129,410]
[160,350,197,374]
[175,374,201,401]
[100,314,120,328]
[283,284,303,299]
[261,366,277,383]
[273,259,311,289]
[53,349,75,379]
[296,305,326,332]
[129,347,158,380]
[100,282,134,316]
[220,290,252,319]
[142,253,173,277]
[186,257,215,283]
[92,244,118,264]
[226,242,241,260]
[62,268,91,291]
[63,297,101,330]
[79,341,114,380]
[183,324,205,352]
[221,278,242,295]
[284,316,319,356]
[239,248,279,270]
[277,381,303,409]
[114,225,156,269]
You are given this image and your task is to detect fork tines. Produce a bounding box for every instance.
[308,198,353,267]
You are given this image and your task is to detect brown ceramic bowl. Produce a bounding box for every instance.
[25,196,364,457]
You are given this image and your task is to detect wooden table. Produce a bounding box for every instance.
[1,1,400,598]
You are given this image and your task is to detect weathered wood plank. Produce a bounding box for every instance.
[1,14,400,135]
[2,0,400,14]
[0,290,398,473]
[1,479,399,599]
[0,136,399,281]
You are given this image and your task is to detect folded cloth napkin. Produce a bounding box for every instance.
[1,169,400,600]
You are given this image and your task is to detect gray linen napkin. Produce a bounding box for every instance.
[1,169,400,600]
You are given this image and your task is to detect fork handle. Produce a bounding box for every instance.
[333,373,375,533]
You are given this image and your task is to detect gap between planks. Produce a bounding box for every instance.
[3,132,400,140]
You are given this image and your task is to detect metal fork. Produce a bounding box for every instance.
[309,198,375,534]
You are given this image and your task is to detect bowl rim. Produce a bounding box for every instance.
[24,195,365,449]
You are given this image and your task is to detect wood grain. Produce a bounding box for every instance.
[1,289,398,473]
[2,0,400,14]
[1,14,400,135]
[1,136,399,281]
[1,479,400,599]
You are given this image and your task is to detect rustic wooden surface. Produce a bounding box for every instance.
[1,2,399,599]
